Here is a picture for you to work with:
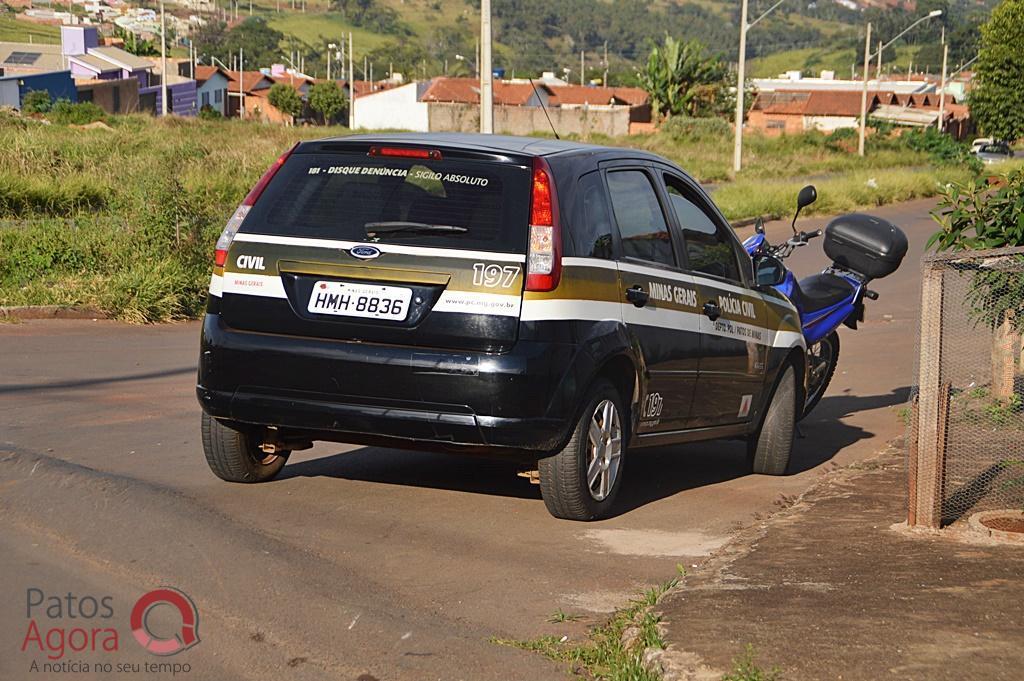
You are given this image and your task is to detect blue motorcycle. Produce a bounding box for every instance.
[744,186,908,418]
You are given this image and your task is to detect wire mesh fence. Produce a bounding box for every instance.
[909,246,1024,528]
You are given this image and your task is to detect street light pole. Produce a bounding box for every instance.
[859,10,942,156]
[480,0,494,134]
[937,41,948,131]
[732,0,749,174]
[733,0,787,174]
[160,0,168,116]
[858,22,871,157]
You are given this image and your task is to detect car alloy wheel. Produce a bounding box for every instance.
[586,399,622,501]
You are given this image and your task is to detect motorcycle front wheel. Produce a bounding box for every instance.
[802,331,839,420]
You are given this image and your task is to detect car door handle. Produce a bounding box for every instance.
[625,285,649,308]
[703,301,721,321]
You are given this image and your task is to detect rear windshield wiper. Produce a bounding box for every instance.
[364,221,468,237]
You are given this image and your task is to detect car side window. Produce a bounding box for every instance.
[664,176,741,282]
[606,170,675,267]
[574,171,614,259]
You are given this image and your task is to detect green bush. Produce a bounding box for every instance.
[198,105,222,120]
[660,116,731,142]
[21,89,52,114]
[900,127,981,172]
[48,99,107,125]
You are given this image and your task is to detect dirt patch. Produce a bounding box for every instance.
[654,446,1024,681]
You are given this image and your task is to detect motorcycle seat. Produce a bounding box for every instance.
[790,273,856,314]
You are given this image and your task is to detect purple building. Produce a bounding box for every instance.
[61,25,196,116]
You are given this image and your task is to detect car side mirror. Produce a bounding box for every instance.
[754,255,786,288]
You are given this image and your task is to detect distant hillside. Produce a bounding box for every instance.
[225,0,855,82]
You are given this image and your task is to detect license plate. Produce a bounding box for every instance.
[307,281,413,321]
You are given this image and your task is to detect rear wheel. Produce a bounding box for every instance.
[802,331,839,419]
[747,364,797,476]
[201,412,288,483]
[539,380,625,521]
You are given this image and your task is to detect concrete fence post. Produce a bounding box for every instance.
[912,263,946,528]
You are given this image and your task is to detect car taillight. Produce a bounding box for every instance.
[214,143,297,266]
[369,145,442,160]
[526,157,561,292]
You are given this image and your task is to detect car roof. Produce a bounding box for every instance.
[317,132,669,163]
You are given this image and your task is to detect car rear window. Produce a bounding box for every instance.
[241,152,532,253]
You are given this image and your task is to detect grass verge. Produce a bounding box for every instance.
[0,109,979,322]
[491,579,677,681]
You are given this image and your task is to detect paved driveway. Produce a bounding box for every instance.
[0,198,936,680]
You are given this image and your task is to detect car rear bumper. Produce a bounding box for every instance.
[196,314,580,454]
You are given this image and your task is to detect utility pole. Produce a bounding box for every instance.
[858,22,871,157]
[733,0,786,173]
[348,31,355,129]
[239,48,244,119]
[732,0,749,174]
[580,50,584,86]
[603,40,609,87]
[480,0,493,134]
[876,40,882,80]
[937,42,948,132]
[160,0,168,116]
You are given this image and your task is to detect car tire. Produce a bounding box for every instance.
[747,363,797,476]
[201,412,288,483]
[539,380,626,521]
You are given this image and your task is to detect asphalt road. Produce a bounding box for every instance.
[0,198,935,681]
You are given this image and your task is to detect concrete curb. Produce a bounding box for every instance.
[0,305,106,321]
[635,443,903,680]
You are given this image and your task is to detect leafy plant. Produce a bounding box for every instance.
[721,644,782,681]
[638,35,730,120]
[307,81,346,125]
[198,105,223,121]
[21,90,51,114]
[928,169,1024,334]
[48,100,107,125]
[492,578,678,681]
[267,84,303,120]
[900,127,982,173]
[970,0,1024,141]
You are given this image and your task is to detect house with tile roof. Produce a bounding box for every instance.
[353,77,650,135]
[193,65,230,116]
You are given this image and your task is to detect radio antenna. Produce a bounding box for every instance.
[529,78,560,140]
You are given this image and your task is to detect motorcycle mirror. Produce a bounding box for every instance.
[754,217,765,235]
[792,184,817,234]
[754,255,786,288]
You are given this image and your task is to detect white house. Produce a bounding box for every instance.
[352,82,429,131]
[194,65,230,115]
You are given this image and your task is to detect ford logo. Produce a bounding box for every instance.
[349,245,381,260]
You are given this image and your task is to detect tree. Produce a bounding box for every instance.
[929,169,1024,398]
[222,18,285,70]
[637,36,729,120]
[267,84,303,121]
[21,89,51,114]
[308,81,346,124]
[971,0,1024,141]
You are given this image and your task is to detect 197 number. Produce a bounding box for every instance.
[472,263,520,288]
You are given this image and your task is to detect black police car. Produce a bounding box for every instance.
[198,134,805,520]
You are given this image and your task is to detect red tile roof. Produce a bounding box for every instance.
[548,84,649,106]
[398,78,540,105]
[194,65,228,84]
[754,90,899,117]
[224,70,272,94]
[419,77,649,108]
